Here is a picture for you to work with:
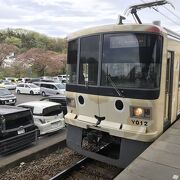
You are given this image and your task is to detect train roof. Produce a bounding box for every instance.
[67,24,180,41]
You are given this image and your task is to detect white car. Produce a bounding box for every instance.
[18,101,65,135]
[0,81,17,90]
[58,74,67,83]
[16,83,40,95]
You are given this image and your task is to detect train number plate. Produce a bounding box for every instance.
[129,119,148,126]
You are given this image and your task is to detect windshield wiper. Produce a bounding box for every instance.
[107,74,124,98]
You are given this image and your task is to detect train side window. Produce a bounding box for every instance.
[67,39,78,84]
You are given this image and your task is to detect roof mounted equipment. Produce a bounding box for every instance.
[124,0,174,24]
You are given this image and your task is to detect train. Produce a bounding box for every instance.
[65,1,180,168]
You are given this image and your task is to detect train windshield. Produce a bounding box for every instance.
[67,32,162,89]
[101,33,162,89]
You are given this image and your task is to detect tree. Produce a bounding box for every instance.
[17,48,67,77]
[0,43,19,66]
[0,28,67,52]
[45,52,67,76]
[5,36,22,48]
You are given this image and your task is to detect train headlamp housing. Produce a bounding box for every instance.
[66,97,76,108]
[130,106,151,119]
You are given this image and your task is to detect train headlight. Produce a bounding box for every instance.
[130,106,151,119]
[66,97,76,108]
[134,108,143,117]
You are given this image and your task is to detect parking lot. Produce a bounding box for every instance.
[15,92,42,105]
[8,89,42,105]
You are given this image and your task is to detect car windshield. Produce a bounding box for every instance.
[56,84,65,89]
[42,105,62,116]
[28,84,39,88]
[0,89,12,95]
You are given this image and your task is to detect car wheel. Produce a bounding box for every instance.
[42,91,46,96]
[17,90,20,94]
[30,90,34,95]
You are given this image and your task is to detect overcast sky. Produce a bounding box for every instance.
[0,0,180,37]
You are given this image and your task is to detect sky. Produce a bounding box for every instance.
[0,0,180,38]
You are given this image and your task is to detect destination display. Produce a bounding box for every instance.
[110,34,147,48]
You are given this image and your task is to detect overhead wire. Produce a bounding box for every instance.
[140,0,180,26]
[163,6,180,20]
[153,7,180,26]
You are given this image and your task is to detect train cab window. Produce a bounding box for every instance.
[79,35,99,85]
[101,33,162,89]
[67,39,78,84]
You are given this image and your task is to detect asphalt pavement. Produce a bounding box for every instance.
[16,94,42,105]
[10,90,42,105]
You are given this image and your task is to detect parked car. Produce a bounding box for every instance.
[52,76,61,82]
[33,81,41,87]
[17,78,31,83]
[40,95,67,115]
[16,83,40,95]
[34,82,65,96]
[58,74,67,83]
[0,105,38,154]
[18,101,65,135]
[28,78,41,83]
[0,81,17,90]
[40,76,53,82]
[0,87,16,105]
[4,77,18,83]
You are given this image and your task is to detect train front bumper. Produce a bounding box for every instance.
[65,113,159,142]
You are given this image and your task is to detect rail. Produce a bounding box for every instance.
[50,143,119,179]
[50,157,91,180]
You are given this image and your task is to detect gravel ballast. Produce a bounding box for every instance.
[0,148,83,180]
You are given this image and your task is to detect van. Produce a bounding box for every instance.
[39,82,65,96]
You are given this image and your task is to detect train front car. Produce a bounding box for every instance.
[65,24,168,168]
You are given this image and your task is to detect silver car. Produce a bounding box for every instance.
[39,82,65,96]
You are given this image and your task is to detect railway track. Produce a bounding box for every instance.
[50,157,90,180]
[0,141,121,179]
[50,144,122,180]
[50,157,121,180]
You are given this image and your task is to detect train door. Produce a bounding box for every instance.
[164,51,174,128]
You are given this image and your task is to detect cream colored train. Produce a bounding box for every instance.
[65,23,180,167]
